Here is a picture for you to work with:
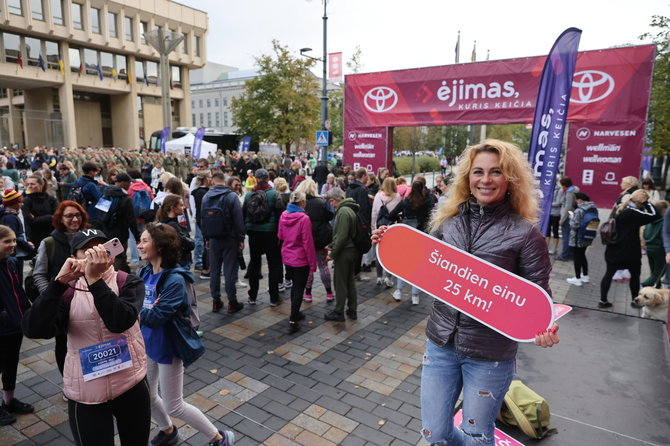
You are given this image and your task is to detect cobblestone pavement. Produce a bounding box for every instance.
[1,236,661,446]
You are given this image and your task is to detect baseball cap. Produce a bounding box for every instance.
[254,168,269,179]
[71,229,108,254]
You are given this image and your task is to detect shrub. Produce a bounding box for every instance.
[394,156,440,175]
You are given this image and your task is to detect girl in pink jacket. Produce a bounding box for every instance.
[278,191,316,333]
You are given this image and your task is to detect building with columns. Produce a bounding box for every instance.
[0,0,207,150]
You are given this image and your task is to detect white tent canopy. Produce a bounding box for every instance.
[164,133,217,159]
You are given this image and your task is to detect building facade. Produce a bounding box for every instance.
[0,0,207,150]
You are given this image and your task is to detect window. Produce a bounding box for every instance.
[194,35,201,57]
[214,98,219,107]
[146,60,158,85]
[171,65,181,86]
[45,40,59,69]
[215,112,220,127]
[223,97,228,106]
[25,37,41,67]
[199,113,204,125]
[108,12,117,38]
[199,99,203,108]
[72,3,83,30]
[116,54,127,78]
[84,48,97,74]
[224,111,229,127]
[192,114,196,125]
[140,21,148,44]
[207,112,211,127]
[8,0,22,16]
[123,17,133,41]
[31,0,44,20]
[68,47,81,72]
[52,0,63,25]
[3,32,21,64]
[206,98,210,108]
[191,100,194,108]
[91,8,100,34]
[100,51,113,76]
[181,33,188,54]
[135,60,144,82]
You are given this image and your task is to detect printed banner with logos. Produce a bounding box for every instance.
[343,127,391,173]
[344,45,654,128]
[328,52,343,81]
[564,121,646,208]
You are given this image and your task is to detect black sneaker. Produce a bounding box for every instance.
[209,429,235,446]
[346,310,358,320]
[631,300,643,308]
[150,425,179,446]
[598,301,613,308]
[269,299,283,307]
[288,322,300,334]
[228,301,244,314]
[2,398,34,414]
[324,310,345,322]
[0,407,16,426]
[361,264,372,272]
[247,298,257,305]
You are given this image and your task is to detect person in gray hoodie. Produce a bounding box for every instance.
[557,176,579,261]
[566,192,598,286]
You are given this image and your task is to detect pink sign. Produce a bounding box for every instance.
[342,126,391,174]
[344,45,654,128]
[564,121,646,208]
[454,410,524,446]
[377,225,555,342]
[329,52,343,81]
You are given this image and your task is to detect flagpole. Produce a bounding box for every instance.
[455,31,460,63]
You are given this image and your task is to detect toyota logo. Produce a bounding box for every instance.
[571,70,615,104]
[364,86,399,113]
[347,131,357,141]
[575,127,591,141]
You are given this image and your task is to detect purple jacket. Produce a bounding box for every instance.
[278,205,316,271]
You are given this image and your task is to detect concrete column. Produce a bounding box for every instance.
[58,41,77,147]
[110,54,140,150]
[179,68,191,127]
[7,88,16,144]
[23,87,54,147]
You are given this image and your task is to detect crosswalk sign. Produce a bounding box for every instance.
[316,130,329,146]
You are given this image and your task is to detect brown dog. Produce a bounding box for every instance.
[634,287,669,323]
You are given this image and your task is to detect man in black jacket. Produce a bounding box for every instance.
[313,161,330,193]
[345,167,372,275]
[99,173,141,272]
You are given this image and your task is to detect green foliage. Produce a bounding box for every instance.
[230,40,320,154]
[487,124,532,150]
[640,15,670,156]
[394,156,440,175]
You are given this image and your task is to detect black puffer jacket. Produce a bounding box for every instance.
[22,192,58,246]
[426,199,552,361]
[304,194,334,250]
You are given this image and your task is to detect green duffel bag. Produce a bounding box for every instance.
[498,379,558,440]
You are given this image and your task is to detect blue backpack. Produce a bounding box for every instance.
[578,208,600,242]
[201,191,231,239]
[133,189,152,219]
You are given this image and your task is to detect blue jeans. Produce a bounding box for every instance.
[194,224,204,267]
[560,220,572,259]
[420,340,515,446]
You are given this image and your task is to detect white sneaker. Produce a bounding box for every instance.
[621,269,631,280]
[384,277,395,288]
[548,247,556,254]
[580,275,589,283]
[376,277,384,286]
[237,280,249,287]
[392,289,402,301]
[566,277,582,286]
[411,294,420,305]
[612,270,623,281]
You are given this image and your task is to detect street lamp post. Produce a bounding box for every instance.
[144,29,184,131]
[300,0,329,164]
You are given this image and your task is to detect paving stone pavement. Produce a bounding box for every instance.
[1,234,662,446]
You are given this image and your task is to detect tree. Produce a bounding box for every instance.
[230,40,320,154]
[640,15,670,156]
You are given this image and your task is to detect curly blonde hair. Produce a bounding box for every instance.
[430,139,538,232]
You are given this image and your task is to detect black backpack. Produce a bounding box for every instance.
[67,184,87,207]
[245,189,272,224]
[201,191,231,239]
[354,212,372,253]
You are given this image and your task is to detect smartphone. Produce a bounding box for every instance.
[102,238,124,258]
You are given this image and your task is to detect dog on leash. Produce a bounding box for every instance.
[634,287,670,322]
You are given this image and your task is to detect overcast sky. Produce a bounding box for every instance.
[179,0,668,74]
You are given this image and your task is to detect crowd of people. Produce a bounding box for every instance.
[1,140,667,446]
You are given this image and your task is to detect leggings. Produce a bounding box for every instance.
[572,246,588,278]
[147,357,218,440]
[600,262,641,302]
[68,377,151,446]
[306,248,332,291]
[0,333,23,392]
[286,265,310,322]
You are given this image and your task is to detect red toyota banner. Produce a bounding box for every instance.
[344,45,654,128]
[329,52,343,81]
[564,121,646,208]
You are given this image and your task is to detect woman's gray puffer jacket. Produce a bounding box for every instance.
[426,199,552,361]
